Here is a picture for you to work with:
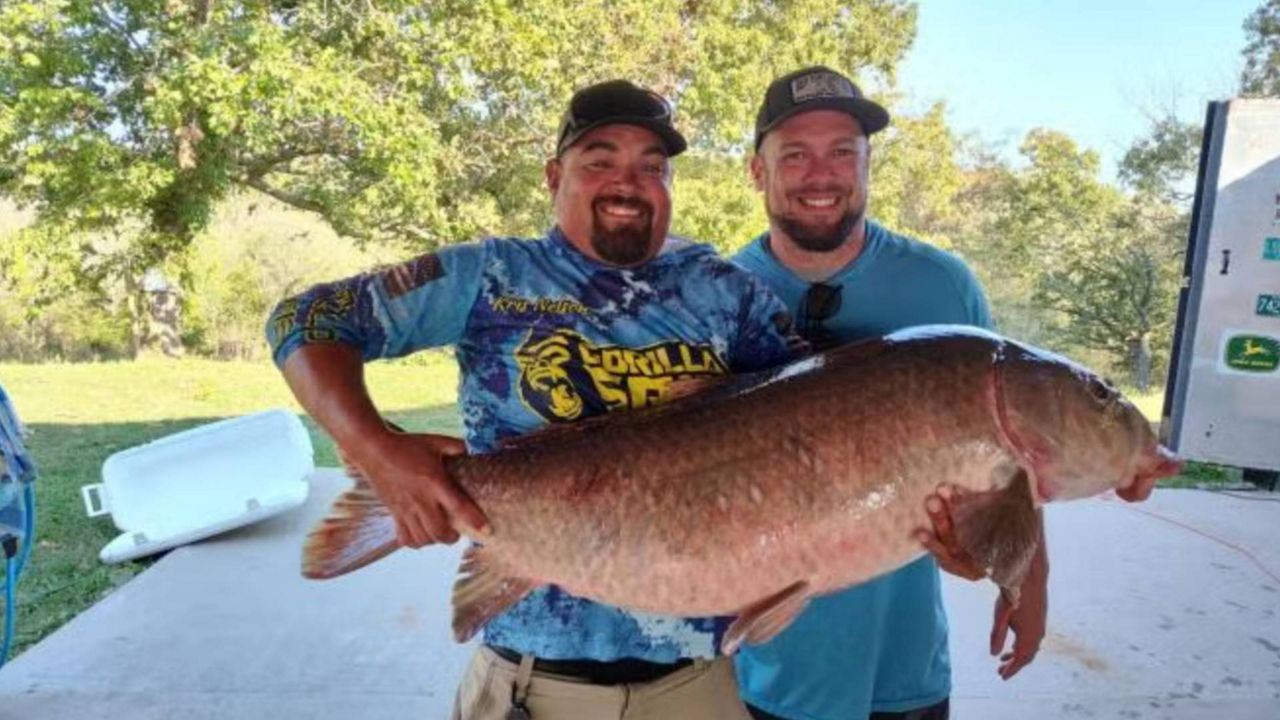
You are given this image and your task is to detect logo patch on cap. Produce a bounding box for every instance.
[790,72,856,103]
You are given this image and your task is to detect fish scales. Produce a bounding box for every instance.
[302,326,1182,650]
[444,333,1015,616]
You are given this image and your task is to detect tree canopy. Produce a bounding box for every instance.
[1242,0,1280,97]
[5,0,1269,394]
[0,0,919,251]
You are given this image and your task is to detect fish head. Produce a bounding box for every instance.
[997,342,1182,503]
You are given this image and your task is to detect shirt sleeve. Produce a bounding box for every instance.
[266,241,490,367]
[728,271,806,373]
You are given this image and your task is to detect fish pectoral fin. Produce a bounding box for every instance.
[721,580,812,655]
[451,546,537,643]
[302,485,400,579]
[950,469,1041,592]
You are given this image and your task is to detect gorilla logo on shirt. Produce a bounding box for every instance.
[514,329,727,424]
[515,333,592,421]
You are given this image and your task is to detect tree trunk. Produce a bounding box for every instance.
[1131,333,1153,392]
[124,271,145,359]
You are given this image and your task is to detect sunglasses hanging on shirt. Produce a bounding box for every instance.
[798,282,843,351]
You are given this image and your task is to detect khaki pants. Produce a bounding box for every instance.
[451,646,753,720]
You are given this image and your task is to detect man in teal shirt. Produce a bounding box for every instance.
[732,66,1051,720]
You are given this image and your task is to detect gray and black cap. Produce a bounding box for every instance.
[754,66,890,149]
[556,80,687,157]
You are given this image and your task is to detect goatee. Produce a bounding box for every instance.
[591,197,655,266]
[773,208,863,253]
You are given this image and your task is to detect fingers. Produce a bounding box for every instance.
[915,530,948,558]
[999,629,1042,679]
[915,531,985,581]
[990,589,1044,680]
[926,494,956,537]
[396,499,460,548]
[433,477,492,539]
[990,596,1013,657]
[998,648,1036,680]
[920,487,986,581]
[420,435,490,538]
[354,428,487,547]
[394,478,473,547]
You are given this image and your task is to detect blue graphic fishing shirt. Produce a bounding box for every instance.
[268,227,798,661]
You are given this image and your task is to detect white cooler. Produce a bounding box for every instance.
[81,409,314,564]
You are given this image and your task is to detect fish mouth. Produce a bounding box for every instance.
[1132,445,1183,488]
[1110,444,1182,501]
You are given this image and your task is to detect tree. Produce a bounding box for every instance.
[1242,0,1280,97]
[1118,114,1202,205]
[1,0,920,355]
[1034,198,1183,391]
[871,101,967,248]
[972,130,1182,390]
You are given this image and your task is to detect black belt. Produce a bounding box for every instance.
[488,644,694,686]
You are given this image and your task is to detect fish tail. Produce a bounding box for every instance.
[302,483,401,579]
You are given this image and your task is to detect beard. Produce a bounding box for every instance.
[590,196,656,266]
[769,189,865,253]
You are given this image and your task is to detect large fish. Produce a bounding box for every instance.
[303,326,1181,653]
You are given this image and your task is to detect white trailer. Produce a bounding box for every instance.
[1163,98,1280,485]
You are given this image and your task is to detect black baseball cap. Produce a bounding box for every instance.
[556,80,688,157]
[754,66,890,149]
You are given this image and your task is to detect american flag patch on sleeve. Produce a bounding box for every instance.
[381,254,445,298]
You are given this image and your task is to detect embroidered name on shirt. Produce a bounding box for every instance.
[491,295,590,316]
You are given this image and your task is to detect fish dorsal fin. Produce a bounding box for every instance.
[721,580,812,655]
[451,545,539,642]
[302,484,400,579]
[949,469,1042,596]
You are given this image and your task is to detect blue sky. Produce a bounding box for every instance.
[898,0,1261,180]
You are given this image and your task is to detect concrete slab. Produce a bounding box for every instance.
[0,469,475,720]
[1,472,1277,719]
[947,490,1280,719]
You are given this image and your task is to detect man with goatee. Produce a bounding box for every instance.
[268,79,799,719]
[732,66,1052,720]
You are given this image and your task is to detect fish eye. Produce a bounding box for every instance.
[1089,378,1113,403]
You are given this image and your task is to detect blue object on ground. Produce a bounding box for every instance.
[0,383,36,669]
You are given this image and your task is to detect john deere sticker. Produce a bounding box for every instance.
[1224,334,1280,373]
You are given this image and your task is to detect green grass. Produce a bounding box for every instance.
[0,353,461,658]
